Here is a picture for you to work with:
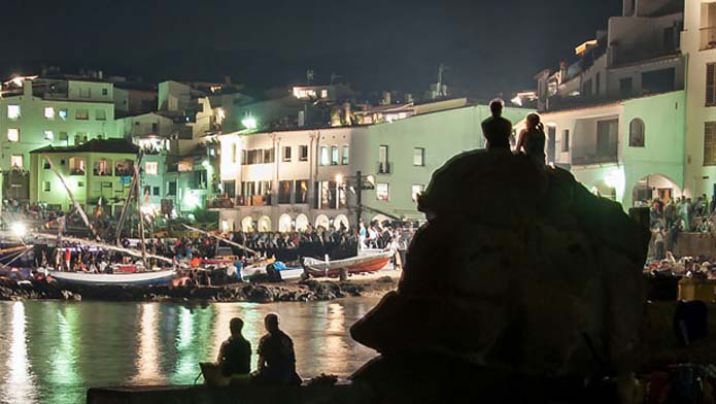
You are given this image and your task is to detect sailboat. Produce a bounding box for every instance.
[35,154,177,287]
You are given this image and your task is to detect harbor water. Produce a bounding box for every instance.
[0,299,380,404]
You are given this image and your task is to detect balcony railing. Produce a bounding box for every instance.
[571,153,618,166]
[377,161,391,174]
[207,197,236,209]
[236,194,272,207]
[701,26,716,51]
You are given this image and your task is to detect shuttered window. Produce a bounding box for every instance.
[707,64,716,106]
[704,122,716,166]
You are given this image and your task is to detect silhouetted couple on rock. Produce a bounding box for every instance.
[210,313,301,386]
[481,99,546,166]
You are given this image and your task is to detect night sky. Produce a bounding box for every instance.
[0,0,622,100]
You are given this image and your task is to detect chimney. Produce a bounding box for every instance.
[23,79,32,96]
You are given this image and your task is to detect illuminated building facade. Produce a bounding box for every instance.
[28,139,139,212]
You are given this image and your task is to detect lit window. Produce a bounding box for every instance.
[412,185,425,202]
[58,109,69,120]
[629,118,645,147]
[376,183,389,201]
[331,146,339,165]
[76,109,89,120]
[95,110,106,121]
[44,130,54,141]
[145,162,159,176]
[94,159,111,176]
[321,89,328,98]
[320,146,329,166]
[7,105,20,120]
[7,128,19,142]
[69,157,86,175]
[413,147,425,166]
[44,107,55,119]
[342,145,350,165]
[10,155,23,169]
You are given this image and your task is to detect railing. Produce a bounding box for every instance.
[701,26,716,51]
[571,153,618,166]
[207,197,235,209]
[377,161,391,174]
[236,195,272,207]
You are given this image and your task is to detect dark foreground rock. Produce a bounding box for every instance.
[0,276,386,304]
[352,150,650,383]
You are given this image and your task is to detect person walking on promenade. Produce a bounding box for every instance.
[481,99,512,150]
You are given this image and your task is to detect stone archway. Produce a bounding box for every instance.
[241,216,254,232]
[257,216,272,232]
[631,174,681,207]
[334,214,350,231]
[295,214,309,232]
[278,214,293,233]
[315,214,330,230]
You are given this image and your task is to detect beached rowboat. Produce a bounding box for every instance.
[45,269,176,286]
[303,250,393,277]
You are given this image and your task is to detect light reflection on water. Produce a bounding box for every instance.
[0,299,379,404]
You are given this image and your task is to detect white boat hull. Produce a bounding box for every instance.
[47,269,176,286]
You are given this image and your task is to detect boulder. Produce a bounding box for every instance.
[351,150,650,378]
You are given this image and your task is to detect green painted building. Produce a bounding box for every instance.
[29,139,139,213]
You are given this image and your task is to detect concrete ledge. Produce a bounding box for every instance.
[87,383,375,404]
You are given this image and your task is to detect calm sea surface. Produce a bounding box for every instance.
[0,299,380,404]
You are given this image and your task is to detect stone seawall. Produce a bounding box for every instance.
[0,276,397,304]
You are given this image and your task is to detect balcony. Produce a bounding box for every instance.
[207,197,236,209]
[571,151,618,166]
[236,194,273,207]
[377,161,391,174]
[701,26,716,51]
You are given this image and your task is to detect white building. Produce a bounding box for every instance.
[540,91,685,207]
[216,127,362,232]
[682,0,716,197]
[216,103,532,231]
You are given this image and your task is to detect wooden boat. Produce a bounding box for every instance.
[303,250,393,277]
[45,268,176,286]
[241,261,304,281]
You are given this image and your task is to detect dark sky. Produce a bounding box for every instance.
[0,0,622,100]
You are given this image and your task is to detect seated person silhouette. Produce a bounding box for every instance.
[481,99,512,151]
[254,313,301,385]
[201,317,251,386]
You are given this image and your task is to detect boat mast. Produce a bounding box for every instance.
[114,155,142,245]
[43,155,99,240]
[182,224,259,257]
[133,159,148,269]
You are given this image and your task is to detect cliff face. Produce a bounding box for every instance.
[352,150,650,377]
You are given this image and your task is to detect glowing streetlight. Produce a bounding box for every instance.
[11,222,27,238]
[241,115,258,130]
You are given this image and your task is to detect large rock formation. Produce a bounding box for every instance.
[351,150,650,383]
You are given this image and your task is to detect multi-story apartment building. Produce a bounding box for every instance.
[216,127,361,232]
[682,0,716,197]
[535,0,687,208]
[215,102,531,232]
[1,77,119,200]
[28,139,139,213]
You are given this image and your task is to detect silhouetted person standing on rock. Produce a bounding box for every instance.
[255,313,301,385]
[481,99,512,150]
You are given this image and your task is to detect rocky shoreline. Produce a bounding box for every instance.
[0,275,398,303]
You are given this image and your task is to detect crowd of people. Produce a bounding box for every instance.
[645,195,716,262]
